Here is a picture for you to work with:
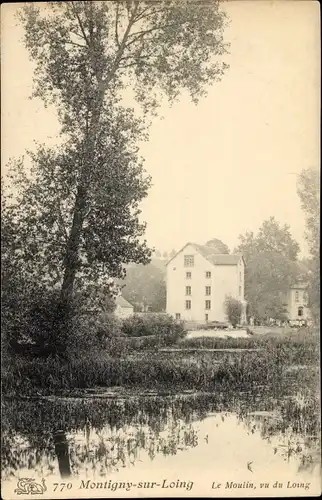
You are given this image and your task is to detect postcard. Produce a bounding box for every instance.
[1,1,321,498]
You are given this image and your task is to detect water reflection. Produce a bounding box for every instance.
[54,431,71,478]
[1,392,320,483]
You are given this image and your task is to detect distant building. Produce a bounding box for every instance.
[283,282,311,321]
[166,242,246,323]
[115,296,134,319]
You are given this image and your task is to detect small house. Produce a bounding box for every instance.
[115,296,134,319]
[283,282,311,322]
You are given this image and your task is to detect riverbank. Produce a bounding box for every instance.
[2,327,319,397]
[2,328,320,495]
[2,382,321,489]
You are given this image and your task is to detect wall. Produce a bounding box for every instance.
[285,288,311,320]
[115,305,134,319]
[166,245,244,322]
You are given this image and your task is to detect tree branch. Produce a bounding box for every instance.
[100,1,140,89]
[119,60,155,70]
[70,3,91,47]
[115,2,121,49]
[128,23,176,41]
[124,23,177,51]
[118,52,155,69]
[66,40,87,49]
[134,6,165,23]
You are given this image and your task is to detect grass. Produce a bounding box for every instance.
[2,328,320,482]
[179,328,320,364]
[2,328,319,396]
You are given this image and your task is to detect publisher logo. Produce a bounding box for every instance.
[15,478,47,495]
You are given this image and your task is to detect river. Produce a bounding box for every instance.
[1,391,321,498]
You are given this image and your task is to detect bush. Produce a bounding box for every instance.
[224,296,243,327]
[1,283,70,355]
[66,313,127,360]
[1,271,124,357]
[94,313,124,340]
[121,313,186,340]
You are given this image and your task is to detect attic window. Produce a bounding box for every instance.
[184,255,194,267]
[206,271,211,278]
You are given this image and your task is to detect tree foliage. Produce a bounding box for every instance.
[19,1,229,121]
[14,0,229,312]
[235,217,300,322]
[2,108,151,290]
[297,168,320,321]
[205,238,229,254]
[224,296,242,327]
[121,262,166,312]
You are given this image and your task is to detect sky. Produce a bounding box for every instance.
[1,1,320,257]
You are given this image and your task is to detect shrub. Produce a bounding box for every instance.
[2,272,123,358]
[224,296,243,327]
[95,313,124,340]
[121,313,186,340]
[1,283,70,356]
[66,313,126,360]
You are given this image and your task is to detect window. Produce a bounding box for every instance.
[239,272,242,281]
[186,272,192,279]
[175,313,181,320]
[239,286,242,296]
[205,314,209,322]
[295,291,299,302]
[186,286,191,296]
[205,300,211,310]
[298,307,303,317]
[205,286,211,296]
[185,300,191,310]
[184,255,194,267]
[206,271,211,278]
[303,292,308,305]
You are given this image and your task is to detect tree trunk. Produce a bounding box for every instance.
[60,184,87,306]
[59,98,104,314]
[54,431,72,478]
[58,3,136,315]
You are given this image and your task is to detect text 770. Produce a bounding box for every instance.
[53,483,73,492]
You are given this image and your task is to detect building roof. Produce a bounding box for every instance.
[194,244,243,265]
[290,282,308,290]
[166,242,244,267]
[115,295,134,308]
[150,258,166,271]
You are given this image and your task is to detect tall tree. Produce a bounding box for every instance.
[297,168,320,321]
[235,217,300,322]
[205,238,229,254]
[3,110,151,292]
[18,1,229,311]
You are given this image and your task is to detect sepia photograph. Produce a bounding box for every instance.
[1,0,321,498]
